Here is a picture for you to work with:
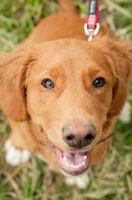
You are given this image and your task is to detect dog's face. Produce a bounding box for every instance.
[0,38,131,176]
[26,40,115,175]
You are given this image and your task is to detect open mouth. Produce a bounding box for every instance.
[46,135,91,176]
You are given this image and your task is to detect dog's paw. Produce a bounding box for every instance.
[119,102,131,123]
[65,173,89,189]
[5,140,31,166]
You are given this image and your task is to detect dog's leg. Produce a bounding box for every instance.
[119,102,131,122]
[4,120,33,166]
[5,139,31,166]
[65,173,90,189]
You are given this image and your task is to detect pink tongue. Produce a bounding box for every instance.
[54,147,90,176]
[62,151,87,165]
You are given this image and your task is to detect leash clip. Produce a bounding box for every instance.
[84,0,100,41]
[84,22,100,41]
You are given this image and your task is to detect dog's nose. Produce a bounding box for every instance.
[62,122,96,148]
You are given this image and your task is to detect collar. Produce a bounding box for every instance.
[97,132,114,145]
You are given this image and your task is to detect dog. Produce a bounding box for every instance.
[0,0,132,189]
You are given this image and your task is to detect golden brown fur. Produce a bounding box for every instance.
[0,0,132,176]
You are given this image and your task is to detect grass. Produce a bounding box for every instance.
[0,0,132,199]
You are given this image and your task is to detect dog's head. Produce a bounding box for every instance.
[0,38,131,175]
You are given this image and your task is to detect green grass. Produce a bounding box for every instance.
[0,0,132,200]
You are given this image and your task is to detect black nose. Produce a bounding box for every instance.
[62,122,96,148]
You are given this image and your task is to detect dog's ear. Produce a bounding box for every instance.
[0,43,36,121]
[107,40,132,118]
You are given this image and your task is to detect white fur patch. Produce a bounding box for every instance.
[65,173,89,189]
[119,102,131,122]
[5,140,31,166]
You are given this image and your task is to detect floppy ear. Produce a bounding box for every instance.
[108,41,132,118]
[0,43,36,121]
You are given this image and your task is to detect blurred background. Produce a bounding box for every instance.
[0,0,132,199]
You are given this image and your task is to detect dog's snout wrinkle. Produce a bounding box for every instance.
[62,122,96,148]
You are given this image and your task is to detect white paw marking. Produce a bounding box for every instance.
[5,140,31,166]
[119,102,131,122]
[65,173,89,189]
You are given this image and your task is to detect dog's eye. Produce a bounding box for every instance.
[42,79,54,89]
[93,78,105,88]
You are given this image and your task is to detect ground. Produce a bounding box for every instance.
[0,0,132,200]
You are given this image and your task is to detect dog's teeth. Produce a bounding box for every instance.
[78,164,82,168]
[82,161,85,166]
[66,162,70,167]
[66,162,86,169]
[63,156,66,161]
[75,165,78,169]
[73,165,77,169]
[84,155,87,160]
[63,155,87,169]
